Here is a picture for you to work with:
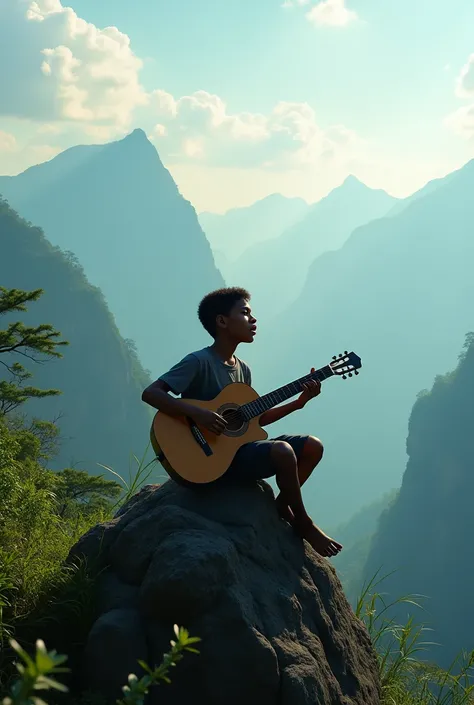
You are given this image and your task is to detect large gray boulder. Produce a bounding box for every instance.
[70,480,380,705]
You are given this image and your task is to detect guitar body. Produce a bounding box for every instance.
[150,382,268,485]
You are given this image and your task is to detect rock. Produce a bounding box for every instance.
[82,609,147,697]
[70,480,380,705]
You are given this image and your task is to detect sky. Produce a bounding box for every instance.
[1,0,474,213]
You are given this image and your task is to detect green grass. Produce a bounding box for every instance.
[356,571,474,704]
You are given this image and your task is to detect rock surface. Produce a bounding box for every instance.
[70,480,381,705]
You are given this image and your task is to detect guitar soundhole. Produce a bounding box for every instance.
[219,404,247,436]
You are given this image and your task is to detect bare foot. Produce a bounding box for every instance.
[275,495,294,524]
[294,517,343,558]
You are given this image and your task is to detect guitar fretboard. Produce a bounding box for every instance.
[241,364,334,420]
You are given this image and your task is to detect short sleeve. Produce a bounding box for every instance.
[158,353,200,396]
[241,360,252,386]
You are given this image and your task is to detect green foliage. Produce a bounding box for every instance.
[2,626,200,705]
[98,441,159,510]
[0,197,153,478]
[117,625,200,705]
[0,287,68,416]
[356,572,474,705]
[0,414,122,687]
[53,469,122,519]
[2,639,69,705]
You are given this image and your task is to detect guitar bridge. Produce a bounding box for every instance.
[186,417,213,457]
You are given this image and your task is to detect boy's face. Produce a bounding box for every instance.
[217,298,257,343]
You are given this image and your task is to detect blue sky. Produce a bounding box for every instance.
[1,0,474,211]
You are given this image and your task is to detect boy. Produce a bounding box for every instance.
[142,287,342,558]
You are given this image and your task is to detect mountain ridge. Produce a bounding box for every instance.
[225,176,397,320]
[245,156,474,526]
[0,130,224,377]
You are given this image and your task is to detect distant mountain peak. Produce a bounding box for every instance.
[126,127,148,141]
[342,174,362,184]
[330,174,394,201]
[110,128,154,152]
[340,174,369,189]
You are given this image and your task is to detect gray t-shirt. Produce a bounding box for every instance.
[158,346,252,401]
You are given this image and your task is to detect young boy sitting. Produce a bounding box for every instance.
[141,287,342,558]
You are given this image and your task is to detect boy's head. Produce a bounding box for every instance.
[198,287,257,343]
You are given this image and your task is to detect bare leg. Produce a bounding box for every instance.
[275,436,323,522]
[273,438,342,557]
[272,441,311,528]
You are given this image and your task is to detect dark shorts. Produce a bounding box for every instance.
[225,434,309,483]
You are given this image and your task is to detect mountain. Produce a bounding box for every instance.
[226,176,397,319]
[245,158,474,528]
[198,193,309,266]
[388,169,458,217]
[331,489,398,602]
[0,197,153,476]
[363,334,474,667]
[0,129,224,377]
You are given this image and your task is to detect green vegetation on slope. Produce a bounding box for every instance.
[363,332,474,668]
[0,197,153,476]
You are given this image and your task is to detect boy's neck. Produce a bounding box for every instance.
[210,337,238,365]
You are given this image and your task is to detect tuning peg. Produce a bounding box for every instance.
[348,372,353,377]
[354,370,359,376]
[339,353,343,358]
[342,374,347,380]
[332,355,337,360]
[344,350,348,355]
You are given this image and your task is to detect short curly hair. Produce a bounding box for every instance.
[198,287,251,338]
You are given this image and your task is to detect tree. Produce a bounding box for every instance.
[0,287,68,415]
[54,468,123,518]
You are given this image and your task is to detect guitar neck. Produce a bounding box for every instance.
[241,364,334,420]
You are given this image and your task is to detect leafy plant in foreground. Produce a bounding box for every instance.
[1,626,200,705]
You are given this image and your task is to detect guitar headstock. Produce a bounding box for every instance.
[331,351,362,379]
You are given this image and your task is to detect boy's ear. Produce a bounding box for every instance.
[216,314,227,329]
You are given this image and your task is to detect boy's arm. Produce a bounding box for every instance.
[259,374,321,426]
[141,379,203,420]
[259,399,303,426]
[142,380,227,434]
[143,352,201,417]
[142,353,228,435]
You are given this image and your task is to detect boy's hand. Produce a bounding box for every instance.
[191,407,228,435]
[297,368,321,408]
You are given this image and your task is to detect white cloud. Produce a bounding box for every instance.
[445,105,474,139]
[0,0,364,175]
[0,0,146,125]
[306,0,358,27]
[0,131,17,151]
[144,89,364,170]
[153,123,167,137]
[183,138,205,158]
[446,54,474,140]
[30,144,62,161]
[37,122,63,134]
[455,54,474,98]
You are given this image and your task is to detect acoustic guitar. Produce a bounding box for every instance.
[150,351,362,485]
